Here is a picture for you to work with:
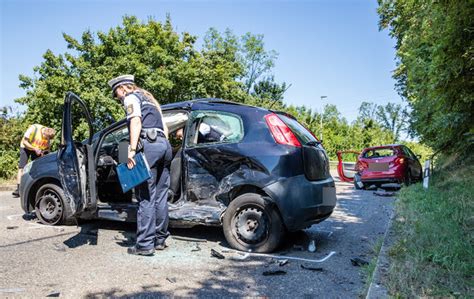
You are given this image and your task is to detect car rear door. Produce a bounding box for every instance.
[57,92,96,216]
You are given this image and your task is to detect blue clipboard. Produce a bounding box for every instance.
[116,152,152,193]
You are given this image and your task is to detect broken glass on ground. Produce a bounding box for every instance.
[210,249,225,259]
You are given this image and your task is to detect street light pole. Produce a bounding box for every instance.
[320,96,327,141]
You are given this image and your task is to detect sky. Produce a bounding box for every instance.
[0,0,402,122]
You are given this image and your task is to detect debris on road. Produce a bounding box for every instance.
[221,247,337,264]
[300,264,324,272]
[293,245,304,251]
[210,249,225,259]
[172,236,207,243]
[166,277,177,284]
[373,191,396,197]
[46,291,60,297]
[262,270,286,276]
[6,225,18,230]
[350,257,369,267]
[308,240,317,252]
[53,243,67,252]
[278,259,289,267]
[191,243,201,252]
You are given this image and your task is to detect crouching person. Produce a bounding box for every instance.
[13,124,56,197]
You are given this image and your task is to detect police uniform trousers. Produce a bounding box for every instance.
[135,137,172,250]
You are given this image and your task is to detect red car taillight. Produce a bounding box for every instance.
[356,160,368,171]
[264,113,301,147]
[390,157,404,167]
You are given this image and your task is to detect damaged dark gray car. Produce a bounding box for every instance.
[20,93,336,252]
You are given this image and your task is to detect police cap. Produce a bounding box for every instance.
[108,74,135,95]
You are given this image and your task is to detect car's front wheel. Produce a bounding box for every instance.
[223,193,284,253]
[35,184,73,225]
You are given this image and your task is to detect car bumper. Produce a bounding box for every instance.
[20,172,34,213]
[263,175,336,231]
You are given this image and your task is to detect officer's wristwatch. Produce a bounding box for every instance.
[130,148,136,152]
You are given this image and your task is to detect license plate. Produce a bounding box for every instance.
[368,162,389,171]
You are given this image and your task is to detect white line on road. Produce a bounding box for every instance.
[6,214,23,221]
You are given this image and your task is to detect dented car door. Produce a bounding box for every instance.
[57,92,97,216]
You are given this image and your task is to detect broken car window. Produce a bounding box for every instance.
[186,111,244,147]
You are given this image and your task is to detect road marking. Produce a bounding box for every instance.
[27,222,53,229]
[6,214,23,221]
[0,288,25,293]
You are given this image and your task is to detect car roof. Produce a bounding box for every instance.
[162,98,249,111]
[363,144,403,151]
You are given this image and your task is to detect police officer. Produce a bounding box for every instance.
[108,75,172,256]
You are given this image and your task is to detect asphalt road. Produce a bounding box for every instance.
[0,180,394,298]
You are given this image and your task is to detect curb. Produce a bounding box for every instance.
[365,210,395,299]
[0,185,16,192]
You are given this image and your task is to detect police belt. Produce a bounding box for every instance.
[140,128,165,142]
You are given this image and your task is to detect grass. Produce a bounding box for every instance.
[387,157,474,297]
[360,238,384,297]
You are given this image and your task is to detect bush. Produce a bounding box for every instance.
[0,150,19,179]
[388,156,473,296]
[0,107,26,180]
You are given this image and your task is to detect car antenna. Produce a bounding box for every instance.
[268,83,292,110]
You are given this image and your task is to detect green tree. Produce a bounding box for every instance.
[16,16,261,142]
[240,32,278,94]
[0,107,27,179]
[378,0,474,154]
[375,102,408,142]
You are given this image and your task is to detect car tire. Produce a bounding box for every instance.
[35,183,74,225]
[404,170,413,187]
[223,193,284,253]
[354,174,365,190]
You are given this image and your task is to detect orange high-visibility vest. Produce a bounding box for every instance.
[21,124,50,150]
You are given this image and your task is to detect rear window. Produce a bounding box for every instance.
[278,114,318,144]
[362,147,396,159]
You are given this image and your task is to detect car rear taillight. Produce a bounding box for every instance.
[356,160,368,171]
[390,157,404,167]
[264,113,301,147]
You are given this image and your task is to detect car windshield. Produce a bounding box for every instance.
[278,114,318,144]
[362,147,396,159]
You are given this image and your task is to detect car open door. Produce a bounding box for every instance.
[57,92,97,216]
[336,150,360,182]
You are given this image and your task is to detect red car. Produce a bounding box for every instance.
[352,144,422,189]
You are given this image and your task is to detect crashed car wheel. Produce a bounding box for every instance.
[223,193,284,253]
[404,170,413,187]
[35,184,73,225]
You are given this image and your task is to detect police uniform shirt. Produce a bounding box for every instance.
[124,94,142,121]
[123,92,164,130]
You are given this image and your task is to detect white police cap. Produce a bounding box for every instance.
[108,74,135,94]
